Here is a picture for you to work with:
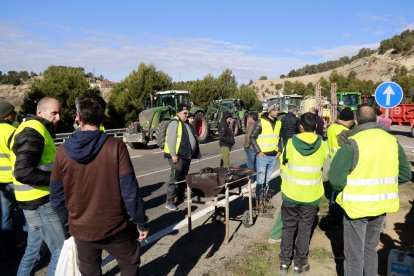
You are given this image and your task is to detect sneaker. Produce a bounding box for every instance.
[293,262,310,275]
[165,202,178,211]
[279,264,290,275]
[268,238,281,244]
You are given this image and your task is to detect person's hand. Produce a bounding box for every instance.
[257,152,265,158]
[138,229,148,241]
[276,152,281,158]
[172,156,178,164]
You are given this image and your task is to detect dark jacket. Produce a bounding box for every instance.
[50,130,148,241]
[328,122,412,193]
[218,111,235,148]
[280,112,300,144]
[315,115,325,137]
[250,112,282,156]
[12,114,55,209]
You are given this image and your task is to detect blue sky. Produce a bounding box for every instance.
[1,0,413,84]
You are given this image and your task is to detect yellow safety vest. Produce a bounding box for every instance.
[336,128,399,219]
[257,118,281,153]
[281,134,328,202]
[10,120,56,202]
[0,123,16,183]
[327,123,348,161]
[164,116,183,155]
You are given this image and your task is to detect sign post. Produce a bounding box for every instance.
[374,82,404,118]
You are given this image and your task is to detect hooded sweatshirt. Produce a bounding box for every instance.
[50,130,147,241]
[281,132,326,206]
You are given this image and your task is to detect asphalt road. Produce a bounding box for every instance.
[128,124,414,247]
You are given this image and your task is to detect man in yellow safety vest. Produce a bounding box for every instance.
[328,105,411,276]
[278,112,328,275]
[10,97,66,276]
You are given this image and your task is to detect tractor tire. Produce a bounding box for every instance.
[411,125,414,138]
[194,112,208,143]
[155,121,169,149]
[240,113,249,134]
[230,118,240,136]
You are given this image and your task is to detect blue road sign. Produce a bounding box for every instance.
[374,82,403,108]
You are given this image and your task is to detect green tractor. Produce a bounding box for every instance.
[123,90,208,148]
[337,92,362,111]
[205,98,248,136]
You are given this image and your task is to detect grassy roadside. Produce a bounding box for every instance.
[226,182,414,276]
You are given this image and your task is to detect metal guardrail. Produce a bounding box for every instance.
[54,128,126,146]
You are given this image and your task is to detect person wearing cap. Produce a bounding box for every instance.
[164,103,200,211]
[279,112,328,275]
[219,110,235,168]
[10,97,66,276]
[328,105,411,276]
[324,107,355,227]
[0,99,18,259]
[250,103,282,202]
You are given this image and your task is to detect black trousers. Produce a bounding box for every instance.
[75,230,141,276]
[166,158,191,203]
[279,201,318,267]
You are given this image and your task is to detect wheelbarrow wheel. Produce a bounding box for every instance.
[242,210,253,228]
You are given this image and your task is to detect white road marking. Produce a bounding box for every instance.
[130,155,143,159]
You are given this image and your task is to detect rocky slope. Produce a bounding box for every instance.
[251,50,414,100]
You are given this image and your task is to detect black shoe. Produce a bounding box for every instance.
[293,262,310,275]
[279,263,290,275]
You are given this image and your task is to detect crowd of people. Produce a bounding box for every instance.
[0,95,412,276]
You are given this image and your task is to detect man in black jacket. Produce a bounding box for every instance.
[11,97,66,276]
[280,105,300,145]
[219,110,235,168]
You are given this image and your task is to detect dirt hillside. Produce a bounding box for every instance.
[251,50,414,100]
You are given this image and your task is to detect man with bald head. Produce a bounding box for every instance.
[10,97,65,276]
[328,105,411,276]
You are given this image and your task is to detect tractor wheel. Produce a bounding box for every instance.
[230,118,240,136]
[411,125,414,138]
[155,121,169,149]
[240,113,249,134]
[194,112,209,143]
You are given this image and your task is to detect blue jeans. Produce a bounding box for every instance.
[17,202,66,276]
[255,155,277,198]
[0,183,20,251]
[245,149,256,171]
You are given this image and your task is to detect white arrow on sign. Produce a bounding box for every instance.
[383,85,395,105]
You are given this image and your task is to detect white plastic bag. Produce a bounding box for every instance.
[55,236,81,276]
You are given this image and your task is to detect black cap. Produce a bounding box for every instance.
[177,103,190,113]
[0,99,15,118]
[339,107,354,121]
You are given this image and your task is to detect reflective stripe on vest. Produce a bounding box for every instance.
[257,118,281,153]
[327,123,348,162]
[336,128,399,219]
[0,123,16,183]
[10,119,55,202]
[164,116,183,155]
[281,135,328,202]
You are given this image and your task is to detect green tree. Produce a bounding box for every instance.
[20,66,100,132]
[234,85,262,110]
[107,63,172,127]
